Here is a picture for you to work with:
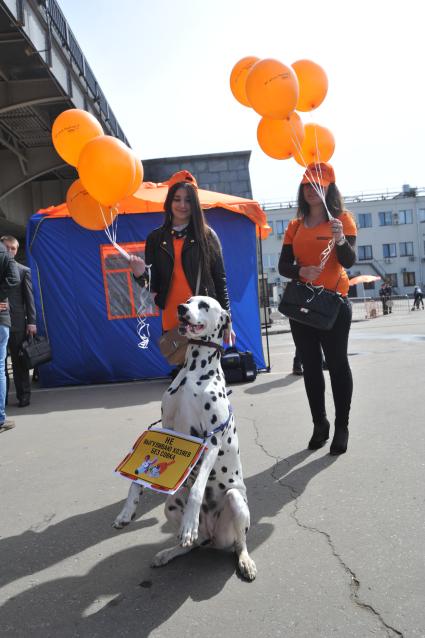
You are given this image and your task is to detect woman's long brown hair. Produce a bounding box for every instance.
[296,183,344,218]
[163,181,216,279]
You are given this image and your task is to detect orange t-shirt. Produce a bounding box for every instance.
[162,237,193,331]
[283,211,357,296]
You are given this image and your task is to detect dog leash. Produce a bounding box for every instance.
[147,393,233,434]
[203,405,233,441]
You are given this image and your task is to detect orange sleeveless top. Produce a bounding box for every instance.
[162,237,193,331]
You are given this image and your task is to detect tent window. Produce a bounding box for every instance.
[100,242,159,320]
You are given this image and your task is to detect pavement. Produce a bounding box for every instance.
[0,310,424,637]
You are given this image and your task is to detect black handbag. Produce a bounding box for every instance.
[19,335,52,369]
[221,347,257,384]
[279,280,344,330]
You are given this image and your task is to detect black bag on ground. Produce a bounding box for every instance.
[278,280,343,331]
[221,347,257,384]
[19,335,52,369]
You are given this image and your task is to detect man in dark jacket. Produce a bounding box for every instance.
[0,239,20,432]
[1,236,37,407]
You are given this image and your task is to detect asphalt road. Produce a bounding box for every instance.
[0,310,424,637]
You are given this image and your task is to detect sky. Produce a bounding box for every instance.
[57,0,425,204]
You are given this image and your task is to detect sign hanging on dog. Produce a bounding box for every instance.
[115,428,206,494]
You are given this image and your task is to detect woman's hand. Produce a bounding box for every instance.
[330,218,344,244]
[223,327,236,346]
[299,265,322,282]
[128,255,146,278]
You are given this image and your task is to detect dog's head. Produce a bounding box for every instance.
[177,296,230,342]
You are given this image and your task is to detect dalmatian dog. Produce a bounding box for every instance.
[113,296,256,581]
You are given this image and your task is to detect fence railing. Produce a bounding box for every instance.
[266,295,413,327]
[39,0,129,146]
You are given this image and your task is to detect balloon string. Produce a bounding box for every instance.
[289,118,333,221]
[96,204,153,349]
[288,119,335,269]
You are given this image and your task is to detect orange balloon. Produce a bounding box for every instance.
[293,123,335,166]
[66,180,117,230]
[230,56,259,107]
[128,153,144,196]
[78,136,136,206]
[257,112,304,160]
[292,59,328,112]
[245,58,299,119]
[52,109,104,166]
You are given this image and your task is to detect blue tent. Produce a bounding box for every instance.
[27,208,266,387]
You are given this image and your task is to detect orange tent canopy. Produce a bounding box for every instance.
[38,170,271,238]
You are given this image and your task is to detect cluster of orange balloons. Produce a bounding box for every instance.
[52,109,143,230]
[230,57,335,166]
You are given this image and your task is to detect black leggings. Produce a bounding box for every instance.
[290,299,353,428]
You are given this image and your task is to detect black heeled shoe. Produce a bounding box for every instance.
[308,419,330,450]
[330,427,349,455]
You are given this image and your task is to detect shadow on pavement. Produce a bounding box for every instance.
[1,449,336,635]
[244,373,302,394]
[6,379,168,416]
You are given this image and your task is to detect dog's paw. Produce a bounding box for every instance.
[151,548,173,567]
[112,510,136,529]
[179,520,198,547]
[238,555,257,581]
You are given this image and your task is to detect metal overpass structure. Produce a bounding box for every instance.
[0,0,130,240]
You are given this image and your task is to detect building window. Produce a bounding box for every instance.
[403,272,416,286]
[275,220,289,237]
[263,254,277,269]
[358,245,373,260]
[363,281,376,290]
[398,209,413,224]
[387,273,398,288]
[357,213,372,228]
[399,242,414,257]
[383,243,397,258]
[268,221,274,235]
[379,211,393,226]
[418,208,425,223]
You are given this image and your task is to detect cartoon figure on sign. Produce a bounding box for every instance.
[148,459,176,478]
[135,455,158,475]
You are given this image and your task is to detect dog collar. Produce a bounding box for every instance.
[188,339,224,355]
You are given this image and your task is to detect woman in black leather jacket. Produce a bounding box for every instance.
[129,176,233,342]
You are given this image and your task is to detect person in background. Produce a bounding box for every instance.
[292,346,303,376]
[379,281,392,315]
[128,172,234,358]
[0,240,20,432]
[1,236,37,407]
[279,163,357,455]
[412,286,424,310]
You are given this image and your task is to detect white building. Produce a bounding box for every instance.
[261,185,425,300]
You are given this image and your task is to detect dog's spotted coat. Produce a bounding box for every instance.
[113,296,256,580]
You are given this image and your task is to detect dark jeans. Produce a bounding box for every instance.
[290,299,353,428]
[5,330,31,403]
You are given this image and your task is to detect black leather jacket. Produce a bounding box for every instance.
[139,225,230,313]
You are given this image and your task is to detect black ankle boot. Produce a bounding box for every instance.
[308,418,330,450]
[330,427,349,455]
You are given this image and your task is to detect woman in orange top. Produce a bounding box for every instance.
[278,163,357,455]
[129,174,234,348]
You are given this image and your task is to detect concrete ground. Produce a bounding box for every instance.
[0,310,424,637]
